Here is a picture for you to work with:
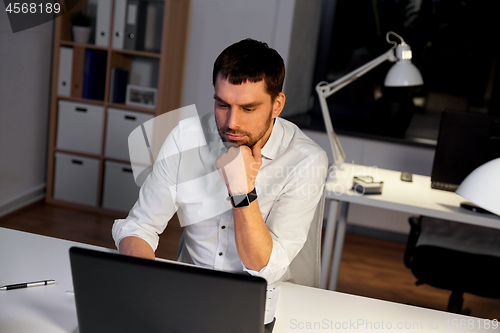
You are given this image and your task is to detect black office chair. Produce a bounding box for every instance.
[404,216,500,314]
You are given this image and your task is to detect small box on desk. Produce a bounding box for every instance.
[352,176,383,195]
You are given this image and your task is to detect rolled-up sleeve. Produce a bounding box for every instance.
[112,128,181,252]
[242,150,328,284]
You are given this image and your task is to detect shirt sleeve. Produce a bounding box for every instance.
[242,150,329,285]
[111,127,181,252]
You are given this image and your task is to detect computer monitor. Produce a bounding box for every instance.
[431,110,500,191]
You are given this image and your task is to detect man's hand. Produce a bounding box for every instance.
[216,140,263,195]
[118,236,155,260]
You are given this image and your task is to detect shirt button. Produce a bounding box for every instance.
[219,252,223,256]
[221,225,226,229]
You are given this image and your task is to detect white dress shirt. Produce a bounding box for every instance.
[112,111,328,284]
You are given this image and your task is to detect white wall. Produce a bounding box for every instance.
[181,0,296,114]
[0,13,53,216]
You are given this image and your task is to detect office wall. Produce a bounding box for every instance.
[182,0,297,114]
[280,0,322,118]
[182,0,322,118]
[0,14,53,216]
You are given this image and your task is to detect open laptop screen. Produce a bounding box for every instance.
[431,110,500,191]
[69,247,268,333]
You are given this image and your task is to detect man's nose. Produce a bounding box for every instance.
[226,108,241,129]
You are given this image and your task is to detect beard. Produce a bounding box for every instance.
[215,109,273,148]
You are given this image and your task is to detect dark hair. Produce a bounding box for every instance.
[212,39,285,101]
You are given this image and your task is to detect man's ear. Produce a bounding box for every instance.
[272,92,286,118]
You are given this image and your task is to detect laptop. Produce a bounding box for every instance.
[69,247,274,333]
[430,110,500,192]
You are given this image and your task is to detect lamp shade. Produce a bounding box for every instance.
[456,158,500,216]
[384,61,423,86]
[384,44,423,87]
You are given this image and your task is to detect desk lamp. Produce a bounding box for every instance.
[315,31,423,178]
[456,158,500,216]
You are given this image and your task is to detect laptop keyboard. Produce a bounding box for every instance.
[431,181,459,192]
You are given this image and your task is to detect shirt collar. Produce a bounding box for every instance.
[260,117,283,160]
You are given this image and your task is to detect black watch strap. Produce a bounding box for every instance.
[229,188,258,208]
[247,187,258,202]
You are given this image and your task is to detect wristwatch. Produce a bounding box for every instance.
[229,188,258,208]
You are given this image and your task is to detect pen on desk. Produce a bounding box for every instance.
[0,279,55,290]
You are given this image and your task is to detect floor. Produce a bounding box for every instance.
[1,201,499,320]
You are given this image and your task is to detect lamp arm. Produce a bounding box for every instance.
[315,47,397,99]
[314,46,397,172]
[316,84,346,170]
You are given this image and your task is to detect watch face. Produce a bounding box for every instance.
[231,194,250,208]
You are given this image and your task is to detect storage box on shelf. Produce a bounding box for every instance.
[53,153,100,207]
[46,0,190,213]
[105,108,153,161]
[102,160,141,211]
[56,101,104,155]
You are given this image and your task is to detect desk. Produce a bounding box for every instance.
[321,164,500,290]
[1,227,491,332]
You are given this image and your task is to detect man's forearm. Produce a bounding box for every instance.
[233,199,273,271]
[118,236,155,260]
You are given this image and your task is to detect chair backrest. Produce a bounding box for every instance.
[286,190,325,288]
[177,190,326,288]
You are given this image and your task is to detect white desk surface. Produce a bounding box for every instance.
[1,227,495,333]
[325,164,500,229]
[0,228,111,333]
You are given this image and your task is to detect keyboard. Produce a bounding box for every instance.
[431,181,459,192]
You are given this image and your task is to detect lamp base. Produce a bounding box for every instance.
[460,201,494,215]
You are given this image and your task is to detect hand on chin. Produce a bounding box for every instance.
[216,139,263,195]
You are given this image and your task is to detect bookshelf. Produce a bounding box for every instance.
[46,0,190,214]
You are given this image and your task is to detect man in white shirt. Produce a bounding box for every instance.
[112,39,328,285]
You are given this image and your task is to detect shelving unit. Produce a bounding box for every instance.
[46,0,190,214]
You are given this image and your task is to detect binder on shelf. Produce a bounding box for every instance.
[57,46,73,96]
[124,0,140,50]
[143,1,164,53]
[95,0,111,47]
[71,47,85,98]
[109,68,129,104]
[86,2,97,44]
[109,67,116,102]
[82,49,107,100]
[134,0,149,51]
[112,0,127,49]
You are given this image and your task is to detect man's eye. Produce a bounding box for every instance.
[243,108,254,112]
[218,103,229,108]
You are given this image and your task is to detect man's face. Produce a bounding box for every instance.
[214,75,284,148]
